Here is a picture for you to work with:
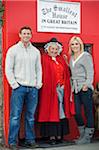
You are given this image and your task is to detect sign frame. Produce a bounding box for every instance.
[37,0,81,33]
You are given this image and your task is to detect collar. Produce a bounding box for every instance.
[72,52,84,67]
[18,41,32,49]
[52,57,59,64]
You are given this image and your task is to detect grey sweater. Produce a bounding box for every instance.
[5,41,42,89]
[70,52,94,93]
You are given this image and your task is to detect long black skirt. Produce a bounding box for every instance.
[40,118,69,137]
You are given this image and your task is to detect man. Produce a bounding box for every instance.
[5,26,42,150]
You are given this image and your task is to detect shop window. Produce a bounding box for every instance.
[32,42,93,55]
[84,43,93,55]
[32,42,45,54]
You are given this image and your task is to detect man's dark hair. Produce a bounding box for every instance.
[19,26,32,33]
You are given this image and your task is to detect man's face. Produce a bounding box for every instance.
[19,29,32,43]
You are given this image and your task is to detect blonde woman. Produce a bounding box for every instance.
[69,36,94,144]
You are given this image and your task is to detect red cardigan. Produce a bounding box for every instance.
[38,54,75,122]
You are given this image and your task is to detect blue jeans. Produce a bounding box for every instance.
[74,88,94,128]
[8,85,38,145]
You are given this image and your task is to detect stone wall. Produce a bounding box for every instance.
[0,27,3,144]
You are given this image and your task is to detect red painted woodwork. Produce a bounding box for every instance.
[2,0,99,145]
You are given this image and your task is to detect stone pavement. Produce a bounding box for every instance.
[0,140,99,150]
[0,143,99,150]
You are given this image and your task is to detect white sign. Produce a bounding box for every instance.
[37,0,81,33]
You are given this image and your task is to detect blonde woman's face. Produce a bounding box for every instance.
[70,39,81,53]
[48,44,59,57]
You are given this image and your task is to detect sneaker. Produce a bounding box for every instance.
[23,142,39,148]
[9,145,18,150]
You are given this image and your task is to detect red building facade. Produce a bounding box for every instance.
[2,0,99,145]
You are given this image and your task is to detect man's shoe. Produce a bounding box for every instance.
[30,143,39,148]
[23,142,39,148]
[9,145,18,150]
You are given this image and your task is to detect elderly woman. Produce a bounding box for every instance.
[38,38,75,145]
[69,36,94,144]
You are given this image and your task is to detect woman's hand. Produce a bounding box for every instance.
[63,54,69,66]
[82,84,88,91]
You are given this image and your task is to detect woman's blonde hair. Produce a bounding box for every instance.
[69,36,84,55]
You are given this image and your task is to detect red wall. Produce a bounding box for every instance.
[2,0,99,145]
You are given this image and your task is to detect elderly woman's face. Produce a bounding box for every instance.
[70,39,81,53]
[48,44,59,57]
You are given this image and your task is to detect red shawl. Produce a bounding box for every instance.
[38,54,75,122]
